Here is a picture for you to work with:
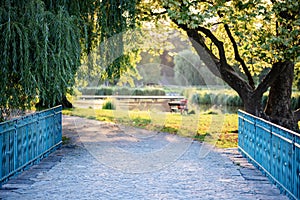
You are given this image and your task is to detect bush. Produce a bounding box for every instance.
[191,93,200,105]
[133,89,144,96]
[227,96,243,107]
[202,93,212,104]
[102,100,116,110]
[191,91,243,107]
[145,89,165,96]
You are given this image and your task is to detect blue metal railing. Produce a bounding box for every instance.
[0,106,62,184]
[238,110,300,200]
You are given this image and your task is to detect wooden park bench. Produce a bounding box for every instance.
[168,99,188,114]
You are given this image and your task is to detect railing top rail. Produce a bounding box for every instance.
[0,105,62,126]
[238,109,300,137]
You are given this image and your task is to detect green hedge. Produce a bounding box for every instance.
[79,87,166,96]
[191,92,300,110]
[78,87,113,95]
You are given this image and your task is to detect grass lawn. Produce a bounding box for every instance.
[62,108,238,148]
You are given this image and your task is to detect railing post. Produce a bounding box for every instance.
[0,124,3,179]
[253,117,256,161]
[13,124,17,174]
[294,134,300,198]
[292,133,295,198]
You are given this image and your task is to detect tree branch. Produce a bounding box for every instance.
[162,2,252,99]
[149,10,168,16]
[195,26,228,65]
[255,62,288,96]
[223,24,255,89]
[174,23,221,77]
[177,24,252,99]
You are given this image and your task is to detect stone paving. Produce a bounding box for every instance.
[0,116,289,200]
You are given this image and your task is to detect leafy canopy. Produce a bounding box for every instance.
[139,0,299,74]
[0,0,81,120]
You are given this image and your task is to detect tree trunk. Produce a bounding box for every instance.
[264,61,297,131]
[59,95,73,109]
[242,92,264,118]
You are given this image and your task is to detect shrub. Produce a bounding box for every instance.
[191,91,242,107]
[133,89,144,96]
[227,96,243,107]
[102,100,116,110]
[191,93,200,105]
[145,89,166,96]
[202,93,212,104]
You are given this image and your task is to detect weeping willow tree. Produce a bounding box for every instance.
[0,0,139,121]
[0,0,81,121]
[75,0,138,86]
[98,0,137,84]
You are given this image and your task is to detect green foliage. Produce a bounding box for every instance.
[136,53,162,85]
[0,0,139,120]
[102,100,116,110]
[162,0,300,71]
[291,94,300,110]
[191,90,300,110]
[75,0,138,86]
[174,50,223,86]
[79,87,166,96]
[0,0,80,120]
[294,62,300,90]
[137,63,162,85]
[174,50,205,85]
[133,89,145,96]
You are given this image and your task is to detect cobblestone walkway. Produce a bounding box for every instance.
[0,116,289,200]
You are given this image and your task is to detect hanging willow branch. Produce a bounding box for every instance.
[0,0,139,121]
[97,0,138,84]
[0,0,81,121]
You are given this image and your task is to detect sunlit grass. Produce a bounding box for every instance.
[62,108,238,148]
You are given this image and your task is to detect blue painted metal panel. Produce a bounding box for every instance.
[242,112,256,159]
[238,111,245,150]
[256,119,271,173]
[238,110,300,200]
[0,106,62,184]
[0,121,16,181]
[294,135,300,198]
[272,125,294,193]
[270,125,283,187]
